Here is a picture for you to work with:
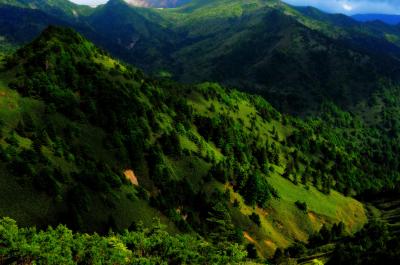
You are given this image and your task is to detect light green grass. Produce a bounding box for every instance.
[185,82,367,257]
[179,134,199,153]
[268,173,367,233]
[93,55,127,72]
[209,171,367,258]
[0,78,21,125]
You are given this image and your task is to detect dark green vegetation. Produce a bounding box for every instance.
[1,0,399,194]
[328,221,400,265]
[0,0,399,116]
[0,26,370,261]
[3,0,400,114]
[0,0,400,263]
[0,0,93,19]
[327,190,400,265]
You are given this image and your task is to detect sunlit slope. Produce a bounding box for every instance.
[0,27,367,259]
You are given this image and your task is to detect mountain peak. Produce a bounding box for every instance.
[34,25,86,46]
[106,0,129,6]
[10,26,101,68]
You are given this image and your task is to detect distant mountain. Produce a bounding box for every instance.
[0,0,94,18]
[86,0,180,70]
[0,5,69,52]
[2,0,400,114]
[352,14,400,25]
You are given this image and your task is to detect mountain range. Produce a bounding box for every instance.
[0,0,400,264]
[352,13,400,25]
[2,0,400,114]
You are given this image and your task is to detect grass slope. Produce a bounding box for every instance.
[0,27,369,261]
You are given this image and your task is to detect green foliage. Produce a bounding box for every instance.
[248,212,261,227]
[328,221,400,265]
[0,217,247,265]
[284,241,307,258]
[308,222,346,247]
[246,243,258,259]
[0,25,394,261]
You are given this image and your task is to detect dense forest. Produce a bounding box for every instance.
[0,25,397,263]
[0,0,400,264]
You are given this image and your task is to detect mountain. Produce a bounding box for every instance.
[1,26,384,259]
[0,0,94,53]
[352,14,400,25]
[153,0,400,113]
[0,0,400,260]
[0,0,94,18]
[294,6,400,52]
[81,0,400,113]
[2,0,400,114]
[0,5,68,52]
[86,0,180,71]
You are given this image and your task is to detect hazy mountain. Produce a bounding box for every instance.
[352,13,400,25]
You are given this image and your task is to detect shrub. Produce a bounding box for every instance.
[249,212,261,227]
[295,200,308,212]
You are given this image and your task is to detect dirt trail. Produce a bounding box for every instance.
[124,169,139,186]
[243,231,257,244]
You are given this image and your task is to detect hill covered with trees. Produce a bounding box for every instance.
[0,26,388,261]
[0,2,400,263]
[2,0,400,114]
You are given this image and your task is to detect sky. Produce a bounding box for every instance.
[69,0,400,14]
[283,0,400,14]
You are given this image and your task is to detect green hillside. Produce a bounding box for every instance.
[0,1,399,263]
[0,27,377,261]
[0,0,94,18]
[2,0,400,115]
[81,0,400,113]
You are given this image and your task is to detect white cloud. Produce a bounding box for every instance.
[69,0,107,6]
[342,3,353,11]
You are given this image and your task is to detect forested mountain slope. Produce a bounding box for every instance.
[86,0,400,113]
[0,27,380,259]
[0,1,400,263]
[0,0,93,18]
[2,0,400,114]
